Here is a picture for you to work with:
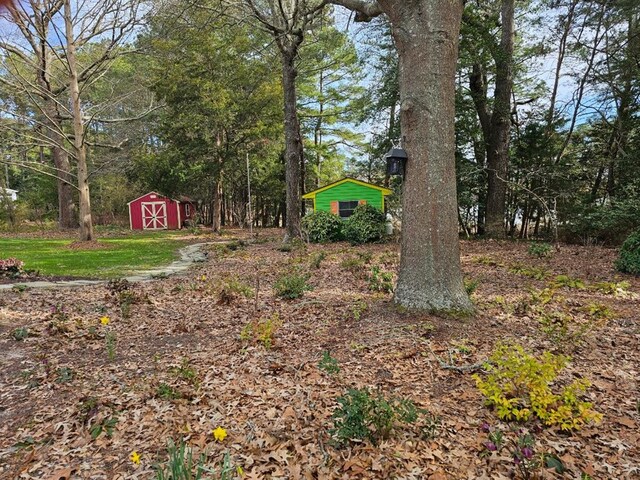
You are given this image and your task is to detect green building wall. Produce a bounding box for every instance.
[314,182,384,212]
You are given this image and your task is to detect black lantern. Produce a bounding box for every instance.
[385,147,408,177]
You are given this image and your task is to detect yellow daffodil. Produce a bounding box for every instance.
[100,316,110,326]
[130,451,141,465]
[201,275,207,281]
[212,426,227,442]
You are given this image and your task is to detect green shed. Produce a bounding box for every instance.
[302,177,393,218]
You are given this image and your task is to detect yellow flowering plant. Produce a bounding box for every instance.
[213,426,227,442]
[130,451,141,465]
[474,343,602,431]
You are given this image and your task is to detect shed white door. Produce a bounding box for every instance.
[141,202,168,229]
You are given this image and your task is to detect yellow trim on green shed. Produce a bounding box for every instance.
[302,177,392,213]
[302,177,392,199]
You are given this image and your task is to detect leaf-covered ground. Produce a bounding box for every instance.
[0,230,638,479]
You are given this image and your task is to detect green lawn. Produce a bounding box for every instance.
[0,232,191,278]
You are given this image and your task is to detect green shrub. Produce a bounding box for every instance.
[528,242,553,258]
[342,204,386,245]
[274,272,312,299]
[563,198,640,245]
[318,350,340,375]
[240,313,282,349]
[216,276,254,305]
[309,251,327,269]
[330,388,424,446]
[301,211,343,243]
[615,229,640,275]
[473,344,602,431]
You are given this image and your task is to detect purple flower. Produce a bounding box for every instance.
[481,422,491,433]
[485,442,497,451]
[514,455,521,464]
[521,447,534,459]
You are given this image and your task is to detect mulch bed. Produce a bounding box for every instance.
[0,233,637,479]
[65,241,113,251]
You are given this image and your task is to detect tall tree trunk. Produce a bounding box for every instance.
[389,0,472,312]
[484,0,514,237]
[281,52,303,241]
[64,0,94,241]
[314,69,324,189]
[34,17,77,230]
[212,176,222,233]
[546,0,579,128]
[52,146,76,229]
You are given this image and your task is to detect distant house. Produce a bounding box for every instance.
[302,177,392,218]
[127,191,196,230]
[0,188,18,202]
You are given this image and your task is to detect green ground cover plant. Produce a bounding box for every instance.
[330,388,426,446]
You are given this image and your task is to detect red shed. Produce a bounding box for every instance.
[127,192,196,230]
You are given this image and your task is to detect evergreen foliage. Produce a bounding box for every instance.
[342,204,386,245]
[301,211,343,243]
[615,230,640,275]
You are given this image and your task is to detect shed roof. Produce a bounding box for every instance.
[302,177,393,200]
[127,191,178,205]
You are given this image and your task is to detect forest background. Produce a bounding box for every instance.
[0,0,638,246]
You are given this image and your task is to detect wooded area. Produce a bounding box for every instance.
[1,0,638,243]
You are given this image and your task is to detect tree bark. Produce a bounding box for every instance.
[52,146,77,229]
[386,0,472,312]
[281,53,303,241]
[64,0,94,242]
[212,176,223,233]
[30,6,77,229]
[484,0,514,237]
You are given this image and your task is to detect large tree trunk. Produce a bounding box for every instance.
[64,0,94,242]
[52,146,76,229]
[212,176,222,233]
[35,21,77,230]
[388,0,472,312]
[484,0,514,237]
[281,53,303,241]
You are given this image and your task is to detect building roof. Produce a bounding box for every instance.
[127,191,181,205]
[302,177,393,200]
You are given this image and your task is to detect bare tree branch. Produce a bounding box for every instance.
[326,0,382,22]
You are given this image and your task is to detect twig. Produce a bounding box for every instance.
[427,344,487,373]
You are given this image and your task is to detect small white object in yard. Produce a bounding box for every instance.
[1,188,17,201]
[385,213,394,235]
